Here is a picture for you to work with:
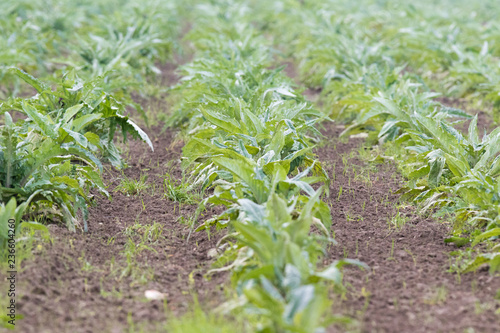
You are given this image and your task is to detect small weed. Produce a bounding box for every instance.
[116,237,157,284]
[474,301,495,315]
[100,282,123,299]
[164,173,201,204]
[447,248,475,275]
[404,248,417,267]
[124,221,164,243]
[164,297,247,333]
[360,287,371,312]
[344,210,364,222]
[423,285,448,305]
[78,251,94,272]
[387,239,396,261]
[115,173,149,196]
[388,210,410,230]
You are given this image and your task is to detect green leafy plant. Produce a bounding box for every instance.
[0,110,107,231]
[264,0,500,274]
[0,197,49,252]
[0,68,154,231]
[165,3,367,331]
[3,68,153,166]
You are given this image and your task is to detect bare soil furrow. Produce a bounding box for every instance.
[318,123,499,333]
[11,63,228,333]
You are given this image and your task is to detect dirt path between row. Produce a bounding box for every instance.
[281,57,500,331]
[317,123,499,333]
[7,64,228,333]
[13,128,227,333]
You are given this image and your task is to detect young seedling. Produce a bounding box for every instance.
[78,251,94,272]
[404,248,417,267]
[388,211,410,230]
[423,285,448,306]
[387,239,396,261]
[163,172,201,204]
[115,173,150,196]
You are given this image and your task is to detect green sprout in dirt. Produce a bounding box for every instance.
[115,174,149,196]
[117,237,156,284]
[387,209,410,230]
[423,285,448,306]
[124,221,163,243]
[166,300,248,333]
[163,173,201,204]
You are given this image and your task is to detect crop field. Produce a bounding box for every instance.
[1,0,500,332]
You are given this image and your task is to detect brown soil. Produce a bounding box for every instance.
[317,123,500,333]
[279,59,500,332]
[11,127,228,333]
[436,96,494,134]
[5,63,229,333]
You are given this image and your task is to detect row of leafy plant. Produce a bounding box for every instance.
[1,0,180,100]
[0,67,153,249]
[256,0,500,273]
[0,0,183,250]
[253,0,500,110]
[168,2,362,331]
